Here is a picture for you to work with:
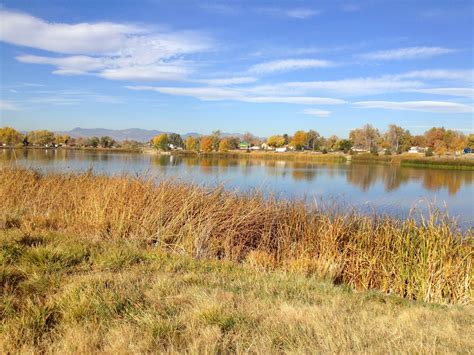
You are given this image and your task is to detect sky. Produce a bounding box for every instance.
[0,0,473,137]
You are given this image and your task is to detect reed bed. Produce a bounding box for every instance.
[0,168,472,304]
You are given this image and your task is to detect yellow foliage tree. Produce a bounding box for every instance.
[218,138,230,152]
[151,134,169,151]
[290,130,308,150]
[266,135,286,148]
[200,136,214,152]
[185,136,197,151]
[0,127,22,146]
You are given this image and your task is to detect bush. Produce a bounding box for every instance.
[384,149,392,156]
[425,148,434,157]
[322,148,328,154]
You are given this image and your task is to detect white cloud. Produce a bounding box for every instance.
[360,46,454,61]
[98,65,189,81]
[255,7,321,19]
[354,100,474,113]
[0,100,19,111]
[302,108,331,117]
[200,77,257,85]
[126,85,346,105]
[410,88,474,98]
[396,69,474,82]
[0,9,141,54]
[285,9,321,19]
[249,59,334,74]
[1,9,212,82]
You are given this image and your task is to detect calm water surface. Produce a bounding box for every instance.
[2,149,473,225]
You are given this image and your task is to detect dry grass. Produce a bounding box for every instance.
[0,168,472,306]
[1,230,473,353]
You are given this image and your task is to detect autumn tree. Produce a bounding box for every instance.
[185,136,197,151]
[0,127,23,146]
[29,130,55,146]
[349,124,380,151]
[467,134,474,149]
[325,135,339,151]
[290,130,308,150]
[306,130,321,150]
[424,127,445,148]
[384,124,409,152]
[218,138,230,152]
[152,134,169,151]
[200,136,214,152]
[266,135,286,148]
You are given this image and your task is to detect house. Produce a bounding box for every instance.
[239,142,250,150]
[261,143,274,150]
[250,146,261,150]
[464,148,472,154]
[408,146,425,154]
[275,147,288,153]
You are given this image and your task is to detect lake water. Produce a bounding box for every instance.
[1,149,473,226]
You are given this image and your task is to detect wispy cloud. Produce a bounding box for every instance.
[354,100,473,113]
[0,100,20,111]
[360,46,455,61]
[396,69,474,82]
[255,7,321,19]
[249,59,334,74]
[410,88,474,98]
[126,85,346,105]
[302,108,331,117]
[199,77,257,86]
[1,9,212,82]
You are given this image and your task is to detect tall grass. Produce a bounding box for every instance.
[176,150,347,162]
[0,168,472,304]
[401,157,474,170]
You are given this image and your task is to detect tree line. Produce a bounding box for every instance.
[1,125,473,155]
[151,125,473,155]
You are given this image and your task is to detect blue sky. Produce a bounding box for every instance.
[0,0,472,136]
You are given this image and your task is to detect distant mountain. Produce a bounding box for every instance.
[63,128,165,142]
[59,128,257,142]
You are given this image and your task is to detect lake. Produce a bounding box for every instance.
[1,149,473,226]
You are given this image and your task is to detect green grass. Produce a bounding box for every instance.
[1,229,473,353]
[401,157,474,170]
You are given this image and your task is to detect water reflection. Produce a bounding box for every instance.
[1,149,472,223]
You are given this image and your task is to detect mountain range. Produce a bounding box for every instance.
[58,128,248,142]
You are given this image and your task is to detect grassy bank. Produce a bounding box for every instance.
[173,150,348,162]
[401,157,474,170]
[1,230,473,353]
[1,168,472,305]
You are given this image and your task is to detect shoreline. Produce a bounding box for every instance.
[3,146,474,170]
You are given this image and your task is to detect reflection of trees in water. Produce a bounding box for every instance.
[417,170,473,195]
[346,164,380,191]
[292,169,317,181]
[346,163,473,195]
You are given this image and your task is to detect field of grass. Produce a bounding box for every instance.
[173,150,348,162]
[1,168,472,305]
[1,229,473,353]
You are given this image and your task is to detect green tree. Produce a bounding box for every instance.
[86,136,100,148]
[335,139,352,153]
[99,136,115,148]
[168,133,184,148]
